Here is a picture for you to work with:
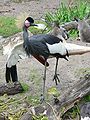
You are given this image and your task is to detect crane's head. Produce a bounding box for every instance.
[24,17,37,28]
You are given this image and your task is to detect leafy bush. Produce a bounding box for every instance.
[45,1,90,37]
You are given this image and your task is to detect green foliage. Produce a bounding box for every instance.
[21,82,29,92]
[62,104,80,119]
[82,95,90,102]
[45,2,90,24]
[45,2,90,38]
[62,94,90,119]
[47,86,60,97]
[0,16,21,37]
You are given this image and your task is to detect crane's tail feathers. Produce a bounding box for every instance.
[64,43,90,55]
[33,55,49,67]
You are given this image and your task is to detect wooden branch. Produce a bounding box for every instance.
[61,19,90,31]
[56,74,90,115]
[0,82,23,96]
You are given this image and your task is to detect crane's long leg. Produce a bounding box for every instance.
[53,57,60,85]
[40,60,47,103]
[5,64,11,83]
[10,65,18,82]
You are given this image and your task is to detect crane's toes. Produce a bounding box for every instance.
[40,94,45,104]
[53,74,60,85]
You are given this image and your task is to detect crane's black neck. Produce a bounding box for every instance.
[23,25,31,56]
[23,25,29,42]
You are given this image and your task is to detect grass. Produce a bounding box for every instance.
[21,82,29,92]
[0,16,21,37]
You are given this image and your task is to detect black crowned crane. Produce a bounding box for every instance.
[4,19,69,84]
[22,17,90,101]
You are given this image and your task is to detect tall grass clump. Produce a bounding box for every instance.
[0,16,21,37]
[45,1,90,37]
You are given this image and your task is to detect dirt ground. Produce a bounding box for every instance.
[0,0,90,97]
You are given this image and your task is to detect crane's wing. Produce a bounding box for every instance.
[5,42,27,67]
[3,42,49,68]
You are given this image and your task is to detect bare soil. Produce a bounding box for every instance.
[0,0,90,97]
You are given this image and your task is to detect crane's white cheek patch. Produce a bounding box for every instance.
[46,42,67,55]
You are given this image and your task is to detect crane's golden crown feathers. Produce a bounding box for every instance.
[15,12,30,29]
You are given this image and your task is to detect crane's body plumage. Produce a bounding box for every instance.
[23,34,68,60]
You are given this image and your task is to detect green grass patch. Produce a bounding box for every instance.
[0,16,21,37]
[21,82,29,92]
[82,95,90,102]
[45,1,90,38]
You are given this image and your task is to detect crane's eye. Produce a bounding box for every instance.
[24,20,30,27]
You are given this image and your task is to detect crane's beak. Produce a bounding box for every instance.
[30,23,38,26]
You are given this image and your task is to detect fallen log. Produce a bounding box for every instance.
[56,74,90,117]
[0,82,23,96]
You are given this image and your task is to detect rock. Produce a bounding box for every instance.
[0,82,23,96]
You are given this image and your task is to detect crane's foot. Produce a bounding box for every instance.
[53,96,60,105]
[53,74,60,85]
[40,94,45,104]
